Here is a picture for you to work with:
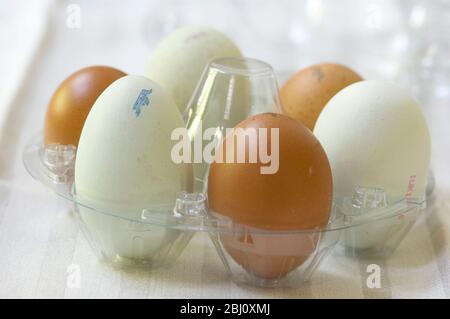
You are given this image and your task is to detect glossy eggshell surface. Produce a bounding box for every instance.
[280,63,362,130]
[209,113,332,230]
[208,113,333,278]
[44,66,126,146]
[146,26,242,113]
[74,75,192,259]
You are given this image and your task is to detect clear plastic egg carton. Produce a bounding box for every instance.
[336,187,425,258]
[23,134,195,269]
[23,133,428,288]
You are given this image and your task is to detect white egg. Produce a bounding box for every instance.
[146,26,242,113]
[314,80,431,251]
[75,75,192,260]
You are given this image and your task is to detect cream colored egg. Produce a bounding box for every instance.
[314,80,430,202]
[314,80,431,250]
[146,26,242,113]
[75,75,192,260]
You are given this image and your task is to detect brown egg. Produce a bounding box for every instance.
[218,230,320,279]
[44,66,126,146]
[208,113,332,279]
[280,63,362,130]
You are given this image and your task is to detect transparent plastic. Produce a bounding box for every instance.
[427,170,436,197]
[183,57,282,192]
[40,143,76,183]
[23,134,195,269]
[338,186,425,258]
[23,133,427,287]
[209,210,341,287]
[23,55,429,287]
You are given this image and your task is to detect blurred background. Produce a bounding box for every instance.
[1,0,449,184]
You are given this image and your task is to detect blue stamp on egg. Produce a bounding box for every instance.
[133,89,152,117]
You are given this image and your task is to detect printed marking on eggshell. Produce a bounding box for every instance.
[185,32,208,43]
[132,89,152,117]
[405,175,417,198]
[312,67,325,81]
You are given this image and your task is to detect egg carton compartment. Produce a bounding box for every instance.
[336,186,425,258]
[75,202,197,269]
[208,211,342,288]
[23,134,427,287]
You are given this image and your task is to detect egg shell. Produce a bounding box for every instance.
[75,75,192,259]
[44,66,126,146]
[314,80,430,201]
[280,63,362,130]
[208,113,333,279]
[146,26,242,113]
[314,80,431,250]
[219,229,319,279]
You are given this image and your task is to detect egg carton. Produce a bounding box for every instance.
[23,134,426,288]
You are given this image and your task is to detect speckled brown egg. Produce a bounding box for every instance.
[208,113,333,279]
[280,63,362,130]
[44,66,126,146]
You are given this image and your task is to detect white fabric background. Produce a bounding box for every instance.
[0,0,449,298]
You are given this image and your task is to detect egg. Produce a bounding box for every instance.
[146,26,242,113]
[280,63,362,130]
[44,66,126,146]
[314,80,431,250]
[208,113,333,279]
[75,75,192,260]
